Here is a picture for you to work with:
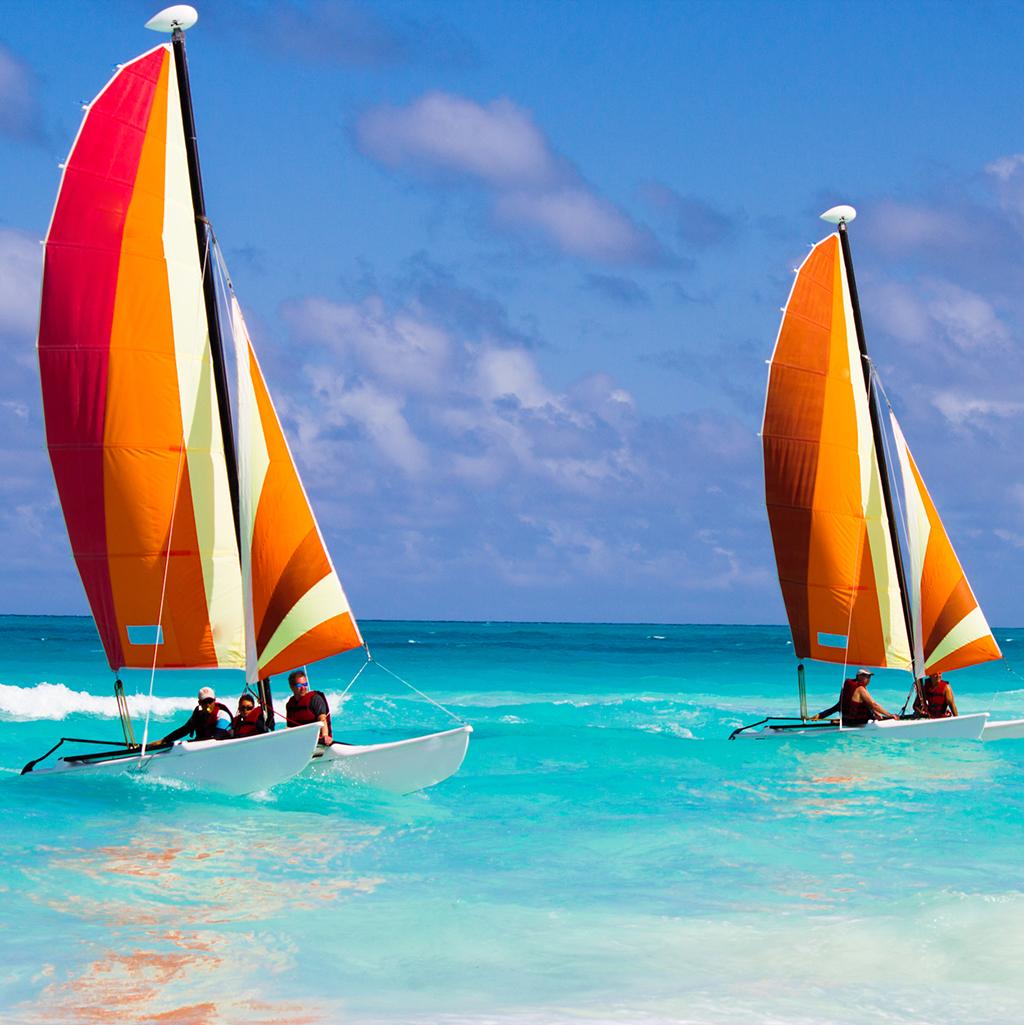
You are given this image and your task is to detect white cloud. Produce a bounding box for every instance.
[286,295,451,395]
[994,528,1024,550]
[299,362,430,477]
[356,92,555,187]
[355,91,657,264]
[474,346,556,409]
[867,201,977,254]
[495,187,656,263]
[874,277,1009,352]
[985,153,1024,218]
[927,281,1009,351]
[931,391,1024,428]
[873,281,931,343]
[284,293,654,498]
[334,382,430,477]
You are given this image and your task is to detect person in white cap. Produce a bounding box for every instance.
[811,668,896,725]
[160,686,234,744]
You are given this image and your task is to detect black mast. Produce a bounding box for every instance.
[171,25,275,724]
[837,217,917,678]
[171,26,240,542]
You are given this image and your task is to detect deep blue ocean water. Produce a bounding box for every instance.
[2,616,1024,1024]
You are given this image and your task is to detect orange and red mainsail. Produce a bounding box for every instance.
[890,415,1000,675]
[762,234,911,671]
[38,45,243,671]
[38,43,361,679]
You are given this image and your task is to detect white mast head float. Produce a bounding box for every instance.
[820,204,857,225]
[145,5,198,33]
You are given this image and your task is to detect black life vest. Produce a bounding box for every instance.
[194,701,233,741]
[231,705,267,737]
[921,678,951,718]
[839,679,871,726]
[285,690,332,734]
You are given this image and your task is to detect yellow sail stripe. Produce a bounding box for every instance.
[257,574,351,672]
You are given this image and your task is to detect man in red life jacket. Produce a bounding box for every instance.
[811,669,897,725]
[160,686,233,743]
[913,672,958,718]
[284,670,332,745]
[231,693,268,738]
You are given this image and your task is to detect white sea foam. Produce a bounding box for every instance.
[0,681,367,722]
[0,682,195,721]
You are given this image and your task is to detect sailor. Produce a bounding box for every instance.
[160,686,233,743]
[913,672,958,718]
[811,669,897,725]
[231,692,268,737]
[284,670,333,745]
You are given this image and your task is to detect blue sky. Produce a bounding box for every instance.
[2,0,1024,624]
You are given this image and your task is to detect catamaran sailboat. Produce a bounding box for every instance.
[22,6,471,793]
[731,206,999,740]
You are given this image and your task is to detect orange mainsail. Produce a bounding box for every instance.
[762,234,911,670]
[890,415,1000,675]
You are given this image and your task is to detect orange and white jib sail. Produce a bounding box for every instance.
[37,45,244,671]
[763,234,911,671]
[230,297,363,682]
[890,414,1000,675]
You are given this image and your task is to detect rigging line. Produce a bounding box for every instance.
[987,661,1024,714]
[140,437,188,759]
[369,659,466,725]
[337,656,372,702]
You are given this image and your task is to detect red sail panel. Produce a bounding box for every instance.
[38,45,243,670]
[762,235,910,670]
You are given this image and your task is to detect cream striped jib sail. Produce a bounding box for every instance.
[732,205,999,740]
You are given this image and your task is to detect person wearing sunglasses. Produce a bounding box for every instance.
[284,670,332,745]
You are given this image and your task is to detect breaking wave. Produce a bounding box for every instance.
[0,682,196,721]
[0,682,365,722]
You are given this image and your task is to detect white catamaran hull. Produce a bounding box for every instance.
[306,725,472,794]
[26,722,322,796]
[982,718,1024,741]
[737,713,988,741]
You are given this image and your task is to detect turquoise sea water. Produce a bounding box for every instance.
[3,616,1024,1024]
